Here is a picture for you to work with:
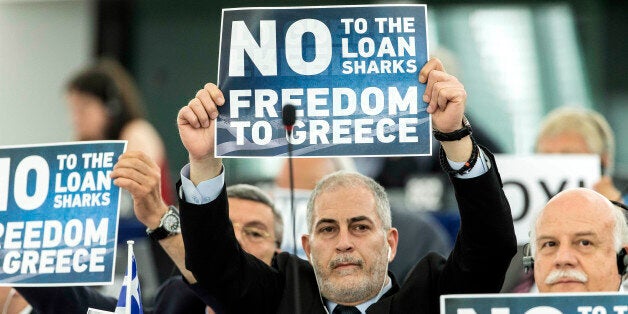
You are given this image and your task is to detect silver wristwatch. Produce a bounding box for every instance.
[146,205,181,241]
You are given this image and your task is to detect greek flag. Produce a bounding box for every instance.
[115,241,143,314]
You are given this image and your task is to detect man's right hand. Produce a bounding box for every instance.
[177,83,225,184]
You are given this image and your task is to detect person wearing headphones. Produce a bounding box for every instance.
[65,58,175,206]
[65,59,178,292]
[502,106,626,293]
[175,58,516,313]
[524,188,628,292]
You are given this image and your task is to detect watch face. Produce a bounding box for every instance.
[162,213,180,232]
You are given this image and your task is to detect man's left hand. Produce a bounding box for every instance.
[111,151,167,229]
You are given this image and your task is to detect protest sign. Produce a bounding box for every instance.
[494,154,600,244]
[216,4,430,157]
[0,141,125,286]
[441,292,628,314]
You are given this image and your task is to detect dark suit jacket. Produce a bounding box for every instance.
[180,150,516,314]
[17,276,207,314]
[388,209,452,283]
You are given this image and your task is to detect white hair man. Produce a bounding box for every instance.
[529,188,628,292]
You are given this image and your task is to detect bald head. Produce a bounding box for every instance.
[530,188,628,292]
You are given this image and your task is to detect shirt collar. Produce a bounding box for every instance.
[326,275,393,314]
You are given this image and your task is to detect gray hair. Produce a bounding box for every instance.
[227,184,283,247]
[611,203,628,252]
[306,171,391,233]
[536,107,615,176]
[529,198,628,258]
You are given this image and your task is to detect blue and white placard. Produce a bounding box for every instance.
[441,292,628,314]
[216,4,430,157]
[0,141,126,286]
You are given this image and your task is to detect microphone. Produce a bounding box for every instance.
[281,104,297,256]
[282,104,301,314]
[282,104,296,136]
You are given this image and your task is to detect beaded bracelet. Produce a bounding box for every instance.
[438,135,480,176]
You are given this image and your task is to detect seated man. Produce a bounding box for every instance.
[16,151,283,314]
[176,58,516,313]
[502,107,625,293]
[271,157,452,283]
[527,188,628,292]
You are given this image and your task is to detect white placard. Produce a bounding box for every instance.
[494,154,600,244]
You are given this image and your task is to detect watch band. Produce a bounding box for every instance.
[433,116,472,141]
[146,205,180,241]
[148,224,171,241]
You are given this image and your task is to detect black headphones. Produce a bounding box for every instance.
[612,200,628,276]
[617,247,628,276]
[524,200,628,275]
[522,244,628,276]
[522,243,534,274]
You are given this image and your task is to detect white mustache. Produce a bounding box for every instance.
[329,255,363,269]
[545,269,588,285]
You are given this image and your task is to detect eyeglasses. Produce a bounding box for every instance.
[232,222,273,243]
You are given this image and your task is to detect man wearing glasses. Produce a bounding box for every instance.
[15,152,284,314]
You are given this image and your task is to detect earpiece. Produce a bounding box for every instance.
[617,248,628,276]
[387,245,391,261]
[522,243,534,274]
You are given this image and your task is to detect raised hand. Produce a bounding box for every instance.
[419,58,471,162]
[419,58,467,133]
[177,83,225,183]
[111,151,166,229]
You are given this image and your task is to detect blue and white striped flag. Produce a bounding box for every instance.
[115,240,143,314]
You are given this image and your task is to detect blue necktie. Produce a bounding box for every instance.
[332,305,361,314]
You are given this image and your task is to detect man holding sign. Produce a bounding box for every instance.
[14,151,287,313]
[216,5,432,157]
[176,56,516,313]
[0,141,125,286]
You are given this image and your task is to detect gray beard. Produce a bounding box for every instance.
[311,247,389,304]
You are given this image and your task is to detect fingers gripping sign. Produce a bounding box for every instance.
[177,83,225,160]
[111,151,165,229]
[177,83,226,183]
[418,58,467,133]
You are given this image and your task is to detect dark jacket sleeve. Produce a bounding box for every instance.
[18,277,210,314]
[179,185,283,313]
[437,148,517,294]
[17,286,117,314]
[152,276,208,314]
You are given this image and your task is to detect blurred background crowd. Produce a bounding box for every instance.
[0,0,626,309]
